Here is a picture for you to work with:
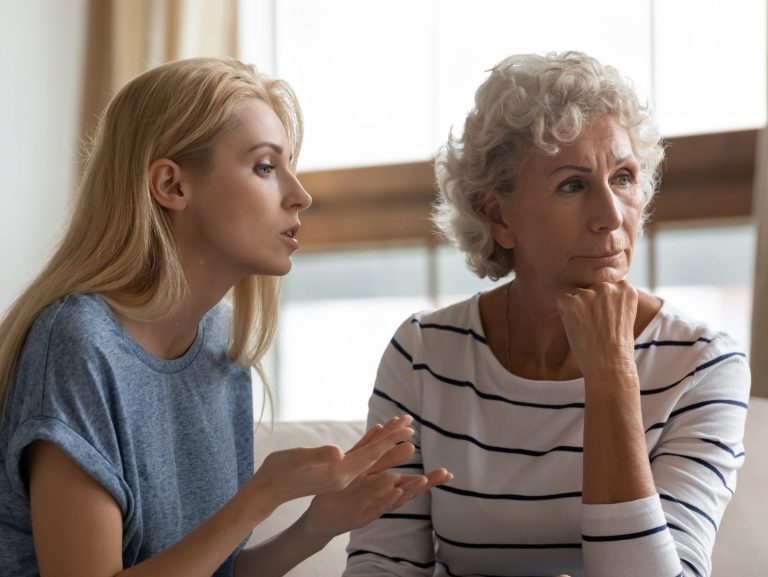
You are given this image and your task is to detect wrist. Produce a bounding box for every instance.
[582,358,639,391]
[582,354,637,380]
[295,508,334,549]
[241,470,283,524]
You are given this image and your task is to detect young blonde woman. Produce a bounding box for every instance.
[0,57,451,577]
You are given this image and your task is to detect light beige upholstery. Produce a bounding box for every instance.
[711,395,768,576]
[249,398,768,576]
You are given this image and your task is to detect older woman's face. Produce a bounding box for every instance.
[490,114,644,292]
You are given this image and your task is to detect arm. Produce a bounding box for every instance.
[29,417,419,577]
[558,282,750,577]
[558,281,655,505]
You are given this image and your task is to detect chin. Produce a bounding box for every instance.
[571,268,627,288]
[247,259,293,277]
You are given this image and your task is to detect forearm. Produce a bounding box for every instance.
[582,364,655,504]
[119,482,277,577]
[234,511,331,577]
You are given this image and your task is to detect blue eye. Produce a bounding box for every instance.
[613,172,634,187]
[254,164,275,177]
[558,179,584,193]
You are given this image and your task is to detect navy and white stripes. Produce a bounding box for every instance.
[344,294,750,577]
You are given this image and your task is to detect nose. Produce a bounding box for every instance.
[287,172,312,211]
[589,181,623,232]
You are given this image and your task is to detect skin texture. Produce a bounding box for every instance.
[480,114,660,514]
[26,97,453,577]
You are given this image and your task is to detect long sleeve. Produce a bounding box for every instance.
[345,296,749,577]
[344,317,437,576]
[582,331,750,577]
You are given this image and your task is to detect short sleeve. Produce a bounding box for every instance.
[3,296,136,526]
[7,416,133,520]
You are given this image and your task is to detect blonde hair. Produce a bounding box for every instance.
[433,51,665,280]
[0,57,303,417]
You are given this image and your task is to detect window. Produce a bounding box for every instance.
[240,0,766,169]
[275,247,432,421]
[655,223,755,350]
[240,0,764,420]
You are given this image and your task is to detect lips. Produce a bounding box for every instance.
[584,249,623,258]
[282,223,300,239]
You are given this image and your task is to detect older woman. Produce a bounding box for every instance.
[344,52,750,577]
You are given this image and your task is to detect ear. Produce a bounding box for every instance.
[148,159,188,212]
[480,190,516,249]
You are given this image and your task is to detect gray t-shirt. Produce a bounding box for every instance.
[0,293,253,576]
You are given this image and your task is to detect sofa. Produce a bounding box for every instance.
[248,397,768,577]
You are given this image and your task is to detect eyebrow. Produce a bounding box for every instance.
[548,155,635,176]
[247,142,284,154]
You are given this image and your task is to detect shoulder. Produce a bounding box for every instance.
[637,299,750,399]
[205,298,233,333]
[198,299,236,360]
[392,292,479,336]
[203,298,233,339]
[387,293,485,361]
[641,300,745,357]
[23,293,120,362]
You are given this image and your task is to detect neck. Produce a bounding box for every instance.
[485,279,661,381]
[504,280,580,380]
[110,252,238,361]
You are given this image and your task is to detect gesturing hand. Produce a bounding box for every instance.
[300,418,453,540]
[249,416,417,508]
[556,280,638,379]
[301,467,451,540]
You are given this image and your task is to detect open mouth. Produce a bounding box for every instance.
[282,223,300,240]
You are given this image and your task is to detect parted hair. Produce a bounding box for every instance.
[0,57,303,417]
[433,51,665,280]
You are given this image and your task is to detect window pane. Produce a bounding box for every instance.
[654,0,767,135]
[655,223,755,349]
[247,0,767,169]
[437,244,500,307]
[435,0,653,142]
[277,247,431,421]
[274,0,435,170]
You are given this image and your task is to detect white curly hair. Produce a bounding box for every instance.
[433,51,665,280]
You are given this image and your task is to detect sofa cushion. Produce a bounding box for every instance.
[711,395,768,576]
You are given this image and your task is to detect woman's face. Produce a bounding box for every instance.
[177,98,312,279]
[489,114,645,293]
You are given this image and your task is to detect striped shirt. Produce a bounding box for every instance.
[344,293,750,577]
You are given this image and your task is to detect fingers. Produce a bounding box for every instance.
[389,475,428,510]
[387,468,454,510]
[348,423,383,452]
[341,419,415,478]
[424,467,453,488]
[348,416,413,453]
[366,441,415,475]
